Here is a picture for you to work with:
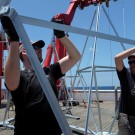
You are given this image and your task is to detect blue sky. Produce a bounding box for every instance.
[2,0,135,88]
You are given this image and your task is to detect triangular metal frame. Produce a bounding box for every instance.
[69,4,124,135]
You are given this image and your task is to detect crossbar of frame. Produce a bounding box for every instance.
[15,15,135,46]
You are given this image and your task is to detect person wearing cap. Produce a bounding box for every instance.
[19,40,45,63]
[1,16,81,135]
[115,47,135,135]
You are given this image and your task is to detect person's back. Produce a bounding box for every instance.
[12,65,63,135]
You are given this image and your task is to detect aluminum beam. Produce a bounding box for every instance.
[16,14,135,46]
[0,0,12,7]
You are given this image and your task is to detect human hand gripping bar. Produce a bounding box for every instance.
[1,16,19,42]
[51,17,65,38]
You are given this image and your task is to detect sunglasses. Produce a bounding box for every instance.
[128,60,135,65]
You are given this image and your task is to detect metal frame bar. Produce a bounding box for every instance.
[0,0,12,7]
[85,5,101,134]
[16,15,135,46]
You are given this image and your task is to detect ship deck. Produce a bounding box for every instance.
[0,100,118,135]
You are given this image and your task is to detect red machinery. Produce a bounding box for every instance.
[0,34,8,105]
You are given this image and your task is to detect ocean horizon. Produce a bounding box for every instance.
[67,86,120,91]
[2,86,121,91]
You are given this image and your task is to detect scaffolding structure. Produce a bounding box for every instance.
[0,0,135,135]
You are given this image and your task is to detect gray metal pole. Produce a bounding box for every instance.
[93,68,103,133]
[18,15,135,46]
[84,5,101,135]
[72,10,97,90]
[0,0,12,7]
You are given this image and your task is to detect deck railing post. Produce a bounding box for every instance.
[114,86,118,113]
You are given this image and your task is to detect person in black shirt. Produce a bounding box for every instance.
[115,47,135,135]
[1,16,81,135]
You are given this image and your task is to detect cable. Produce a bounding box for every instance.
[122,0,126,39]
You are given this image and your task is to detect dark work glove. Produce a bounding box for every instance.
[1,16,19,42]
[51,18,65,38]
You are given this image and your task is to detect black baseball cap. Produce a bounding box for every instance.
[32,40,45,48]
[19,40,45,53]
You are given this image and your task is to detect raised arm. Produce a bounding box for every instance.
[1,16,20,91]
[51,18,81,74]
[58,36,81,74]
[115,47,135,71]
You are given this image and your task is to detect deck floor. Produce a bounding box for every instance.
[0,100,118,135]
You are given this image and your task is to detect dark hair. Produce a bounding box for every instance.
[128,55,135,60]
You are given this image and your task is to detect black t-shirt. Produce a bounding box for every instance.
[117,67,135,116]
[7,62,64,135]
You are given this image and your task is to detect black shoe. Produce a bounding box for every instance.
[1,16,19,42]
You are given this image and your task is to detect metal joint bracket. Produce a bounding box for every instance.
[0,6,10,16]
